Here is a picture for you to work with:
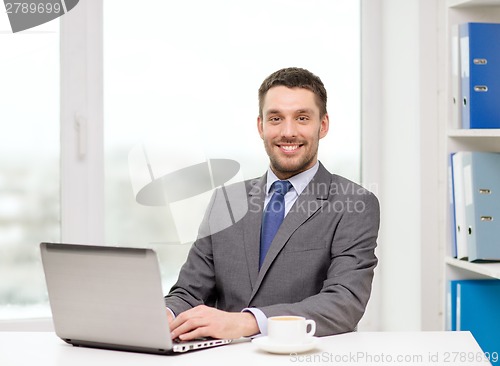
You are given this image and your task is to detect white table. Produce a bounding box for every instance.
[0,331,493,366]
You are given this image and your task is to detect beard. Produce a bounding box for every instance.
[263,137,319,178]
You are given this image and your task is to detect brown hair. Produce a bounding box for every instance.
[258,67,328,118]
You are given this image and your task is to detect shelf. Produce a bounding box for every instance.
[445,256,500,279]
[448,0,500,8]
[448,129,500,137]
[443,0,500,335]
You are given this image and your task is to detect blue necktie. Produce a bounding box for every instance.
[259,180,292,269]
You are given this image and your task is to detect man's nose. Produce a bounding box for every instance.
[280,119,298,138]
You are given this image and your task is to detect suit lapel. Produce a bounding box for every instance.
[243,175,266,289]
[249,163,331,302]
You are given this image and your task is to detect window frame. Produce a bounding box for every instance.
[60,0,105,245]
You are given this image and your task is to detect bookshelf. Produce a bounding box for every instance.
[448,129,500,137]
[443,0,500,317]
[445,257,500,280]
[449,0,500,7]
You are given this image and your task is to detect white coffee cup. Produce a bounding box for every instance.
[267,316,316,344]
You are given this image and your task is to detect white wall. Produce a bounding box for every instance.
[362,0,442,331]
[381,0,422,331]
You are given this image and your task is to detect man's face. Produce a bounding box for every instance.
[257,86,329,179]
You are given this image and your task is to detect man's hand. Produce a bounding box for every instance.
[169,305,259,341]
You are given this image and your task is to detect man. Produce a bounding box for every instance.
[165,67,379,341]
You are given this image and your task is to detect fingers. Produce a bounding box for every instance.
[170,306,210,340]
[174,324,209,341]
[171,319,206,341]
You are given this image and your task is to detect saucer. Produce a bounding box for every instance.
[252,336,319,354]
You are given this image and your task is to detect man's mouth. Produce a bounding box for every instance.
[278,143,303,153]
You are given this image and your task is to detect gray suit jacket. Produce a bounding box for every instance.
[165,162,379,336]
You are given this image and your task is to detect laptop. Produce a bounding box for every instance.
[40,242,232,354]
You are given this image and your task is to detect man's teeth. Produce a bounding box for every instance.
[282,145,299,151]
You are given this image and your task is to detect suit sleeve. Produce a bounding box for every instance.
[163,190,219,316]
[257,191,380,336]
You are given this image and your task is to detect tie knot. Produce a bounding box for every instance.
[271,180,292,196]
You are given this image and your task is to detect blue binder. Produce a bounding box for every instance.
[449,153,457,258]
[446,280,458,331]
[462,152,500,261]
[453,279,500,363]
[452,152,468,260]
[460,23,500,129]
[451,25,462,128]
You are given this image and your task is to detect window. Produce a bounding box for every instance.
[0,17,59,318]
[104,0,361,290]
[0,0,360,319]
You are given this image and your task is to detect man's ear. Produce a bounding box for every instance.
[319,114,329,139]
[257,116,264,139]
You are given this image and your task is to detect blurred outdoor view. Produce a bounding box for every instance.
[104,0,361,293]
[0,0,360,319]
[0,17,59,318]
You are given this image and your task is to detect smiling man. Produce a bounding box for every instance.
[165,67,380,341]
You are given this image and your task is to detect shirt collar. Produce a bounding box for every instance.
[265,161,320,196]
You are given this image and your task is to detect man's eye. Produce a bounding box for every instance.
[269,117,281,122]
[297,116,309,121]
